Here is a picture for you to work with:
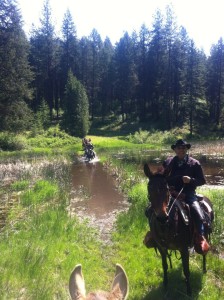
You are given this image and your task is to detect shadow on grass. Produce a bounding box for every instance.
[142,266,204,300]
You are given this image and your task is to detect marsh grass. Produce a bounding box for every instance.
[0,154,116,299]
[0,177,113,299]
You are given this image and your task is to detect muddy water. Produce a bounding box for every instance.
[69,161,129,242]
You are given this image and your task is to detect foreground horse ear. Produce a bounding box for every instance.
[69,264,86,300]
[111,264,129,299]
[69,264,129,300]
[144,163,152,178]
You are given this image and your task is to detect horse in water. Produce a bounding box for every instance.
[143,164,213,296]
[69,264,129,300]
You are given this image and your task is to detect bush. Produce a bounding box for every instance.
[2,101,34,133]
[127,129,150,144]
[27,126,80,148]
[126,127,194,145]
[0,132,27,151]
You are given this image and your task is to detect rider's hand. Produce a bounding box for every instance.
[182,176,191,183]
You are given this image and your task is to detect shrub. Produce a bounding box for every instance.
[27,127,80,149]
[0,132,27,151]
[127,129,150,144]
[2,101,34,133]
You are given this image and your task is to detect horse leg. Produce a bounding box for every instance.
[159,248,168,287]
[202,254,207,273]
[181,248,192,296]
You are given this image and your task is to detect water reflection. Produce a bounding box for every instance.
[113,149,224,186]
[71,161,128,218]
[70,160,130,242]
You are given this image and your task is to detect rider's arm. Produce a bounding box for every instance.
[181,162,206,188]
[188,163,206,187]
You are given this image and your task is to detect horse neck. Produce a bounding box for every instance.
[149,186,169,218]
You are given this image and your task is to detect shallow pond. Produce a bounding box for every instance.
[69,159,129,242]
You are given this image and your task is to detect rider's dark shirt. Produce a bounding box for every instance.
[163,155,206,194]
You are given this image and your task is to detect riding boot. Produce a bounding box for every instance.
[143,231,156,248]
[190,201,210,255]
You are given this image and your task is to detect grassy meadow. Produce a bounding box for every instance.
[0,129,224,299]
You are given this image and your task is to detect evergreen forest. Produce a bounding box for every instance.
[1,0,224,137]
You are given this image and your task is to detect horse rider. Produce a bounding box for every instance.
[82,137,88,149]
[87,138,94,150]
[144,139,210,255]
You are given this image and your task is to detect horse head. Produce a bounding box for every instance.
[69,264,129,300]
[144,164,169,221]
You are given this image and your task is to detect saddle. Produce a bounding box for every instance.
[169,193,213,234]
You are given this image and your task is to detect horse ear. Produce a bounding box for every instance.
[69,264,86,300]
[144,163,152,178]
[111,264,129,300]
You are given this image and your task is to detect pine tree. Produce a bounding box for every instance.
[62,70,89,137]
[88,29,103,119]
[60,9,79,101]
[206,38,224,126]
[0,0,33,131]
[98,37,114,120]
[186,41,206,135]
[136,24,150,121]
[114,32,138,121]
[29,0,59,115]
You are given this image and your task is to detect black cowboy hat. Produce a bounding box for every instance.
[171,139,191,150]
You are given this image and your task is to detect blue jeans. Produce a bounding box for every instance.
[185,191,197,205]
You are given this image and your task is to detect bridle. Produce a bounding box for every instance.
[149,175,184,220]
[148,176,170,219]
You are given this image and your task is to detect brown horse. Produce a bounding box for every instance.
[144,164,213,296]
[69,264,129,300]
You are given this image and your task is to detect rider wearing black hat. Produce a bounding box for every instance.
[171,139,191,150]
[144,139,210,255]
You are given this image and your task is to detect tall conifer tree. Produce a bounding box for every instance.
[0,0,33,131]
[62,70,89,137]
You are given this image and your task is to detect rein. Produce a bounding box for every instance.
[167,187,184,215]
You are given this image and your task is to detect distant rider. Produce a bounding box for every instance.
[82,138,95,159]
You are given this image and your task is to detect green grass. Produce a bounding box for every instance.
[0,179,113,299]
